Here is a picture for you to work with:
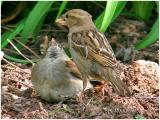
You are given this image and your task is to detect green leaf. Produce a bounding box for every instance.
[1,19,25,49]
[122,11,144,21]
[112,1,127,22]
[156,1,159,13]
[94,10,104,29]
[64,47,71,58]
[95,1,127,32]
[55,1,68,20]
[32,13,46,42]
[4,54,38,64]
[20,1,55,49]
[100,1,118,32]
[132,1,154,22]
[135,18,159,50]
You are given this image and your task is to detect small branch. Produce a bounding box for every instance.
[2,58,31,74]
[7,39,34,65]
[2,2,27,24]
[14,38,41,59]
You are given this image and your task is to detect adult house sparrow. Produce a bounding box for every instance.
[31,38,92,102]
[56,9,131,96]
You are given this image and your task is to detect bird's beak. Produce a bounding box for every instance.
[55,17,67,26]
[50,38,57,46]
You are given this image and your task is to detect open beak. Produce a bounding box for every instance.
[55,17,67,26]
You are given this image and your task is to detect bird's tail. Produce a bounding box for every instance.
[103,68,131,96]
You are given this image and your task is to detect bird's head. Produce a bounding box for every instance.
[45,38,62,58]
[56,9,95,32]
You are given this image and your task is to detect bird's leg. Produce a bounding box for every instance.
[77,76,88,103]
[82,77,88,92]
[94,80,107,96]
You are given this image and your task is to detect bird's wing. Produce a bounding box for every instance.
[71,30,117,68]
[65,59,82,79]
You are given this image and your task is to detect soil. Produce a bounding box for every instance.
[1,16,159,119]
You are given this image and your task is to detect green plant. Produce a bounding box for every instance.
[135,18,159,50]
[55,1,68,20]
[1,1,158,64]
[2,18,25,49]
[132,1,154,22]
[20,1,54,49]
[95,1,127,32]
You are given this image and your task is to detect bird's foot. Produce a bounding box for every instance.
[76,91,85,103]
[94,80,107,96]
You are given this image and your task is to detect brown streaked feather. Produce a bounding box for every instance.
[102,67,131,96]
[65,60,82,79]
[71,30,117,67]
[71,30,132,96]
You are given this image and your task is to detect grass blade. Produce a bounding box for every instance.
[100,1,118,32]
[1,19,25,49]
[95,1,126,32]
[94,10,105,29]
[112,1,127,22]
[55,1,68,20]
[4,54,38,64]
[20,1,54,48]
[135,18,159,50]
[132,1,154,22]
[32,13,47,42]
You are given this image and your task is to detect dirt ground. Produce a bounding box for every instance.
[1,16,159,119]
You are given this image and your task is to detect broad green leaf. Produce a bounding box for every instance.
[20,1,54,49]
[132,1,154,22]
[4,54,38,64]
[156,1,159,13]
[95,1,126,32]
[55,1,68,20]
[135,18,159,50]
[112,1,127,22]
[100,1,118,32]
[32,13,47,42]
[1,19,25,49]
[95,11,105,29]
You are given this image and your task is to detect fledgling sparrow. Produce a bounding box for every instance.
[56,9,131,96]
[31,38,92,102]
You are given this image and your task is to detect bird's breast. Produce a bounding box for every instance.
[70,47,92,75]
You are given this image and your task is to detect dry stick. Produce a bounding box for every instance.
[14,38,41,59]
[91,1,105,9]
[4,48,32,59]
[1,2,27,24]
[2,58,31,74]
[40,29,68,32]
[1,25,14,31]
[6,25,17,28]
[4,48,20,55]
[6,39,34,65]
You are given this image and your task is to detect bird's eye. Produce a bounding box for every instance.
[66,14,69,18]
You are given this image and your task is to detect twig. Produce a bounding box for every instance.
[14,38,41,59]
[4,48,32,58]
[7,39,34,65]
[91,1,105,9]
[2,58,31,74]
[1,25,14,32]
[2,2,27,24]
[40,29,68,32]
